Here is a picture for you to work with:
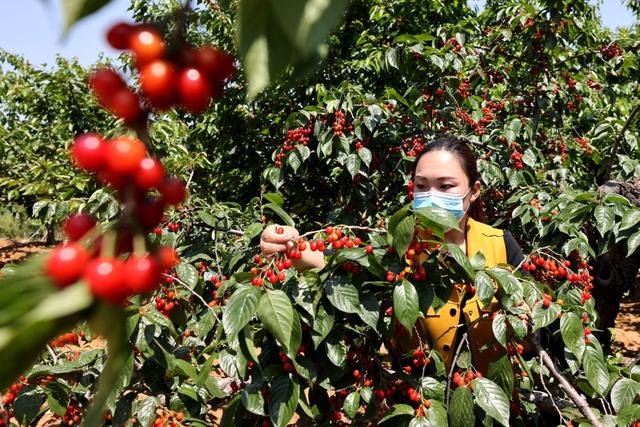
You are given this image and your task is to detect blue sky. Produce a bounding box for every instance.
[0,0,636,69]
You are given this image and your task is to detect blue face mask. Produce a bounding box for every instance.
[412,188,472,220]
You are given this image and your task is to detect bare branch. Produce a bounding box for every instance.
[604,103,640,181]
[531,335,603,427]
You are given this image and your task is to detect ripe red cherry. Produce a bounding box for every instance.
[106,136,147,176]
[89,68,125,104]
[135,158,165,190]
[71,134,107,172]
[140,60,177,109]
[177,67,212,113]
[129,27,165,65]
[85,258,128,304]
[45,243,90,288]
[108,89,144,123]
[159,178,187,205]
[124,255,161,293]
[63,213,97,241]
[135,197,165,230]
[194,46,236,84]
[158,246,180,269]
[107,22,134,50]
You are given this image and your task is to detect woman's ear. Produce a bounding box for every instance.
[469,180,481,203]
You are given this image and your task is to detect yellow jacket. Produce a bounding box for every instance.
[396,217,507,374]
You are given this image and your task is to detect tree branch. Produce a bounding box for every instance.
[604,102,640,181]
[531,336,603,427]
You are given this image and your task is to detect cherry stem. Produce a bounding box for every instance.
[101,231,117,259]
[133,234,147,257]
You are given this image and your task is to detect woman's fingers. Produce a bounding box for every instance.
[260,241,289,255]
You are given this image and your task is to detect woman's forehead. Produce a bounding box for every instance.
[415,150,465,179]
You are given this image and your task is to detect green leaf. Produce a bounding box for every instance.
[487,355,515,395]
[269,375,299,427]
[358,294,380,329]
[237,0,348,98]
[325,277,360,314]
[346,153,361,178]
[492,313,508,348]
[532,301,561,331]
[393,280,420,333]
[420,377,446,401]
[13,389,45,426]
[393,216,415,257]
[430,54,444,70]
[263,203,295,227]
[594,205,615,236]
[176,263,199,288]
[449,386,475,427]
[241,380,267,416]
[223,285,262,339]
[560,312,585,362]
[379,403,415,424]
[583,344,609,396]
[257,289,294,352]
[358,147,372,167]
[610,378,640,413]
[445,243,475,280]
[311,303,334,347]
[628,230,640,255]
[620,208,640,231]
[415,207,461,232]
[343,390,360,419]
[471,378,510,427]
[475,272,495,308]
[135,396,159,427]
[61,0,111,32]
[325,329,347,367]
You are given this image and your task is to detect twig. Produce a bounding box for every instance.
[604,103,640,181]
[445,333,470,407]
[185,168,195,189]
[538,355,565,422]
[531,335,603,427]
[163,273,219,321]
[46,344,59,365]
[298,225,387,239]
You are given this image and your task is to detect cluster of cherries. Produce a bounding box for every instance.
[151,410,185,427]
[522,253,594,303]
[573,137,593,155]
[452,370,482,388]
[389,135,426,158]
[155,288,180,316]
[43,134,182,304]
[62,403,83,426]
[274,123,313,168]
[599,43,624,59]
[90,21,235,123]
[49,331,81,348]
[330,110,352,137]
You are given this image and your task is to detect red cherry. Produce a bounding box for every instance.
[85,258,128,304]
[177,67,212,113]
[89,68,126,104]
[157,246,179,270]
[106,136,147,176]
[63,213,97,241]
[108,89,144,123]
[45,243,90,288]
[135,158,165,190]
[129,27,165,65]
[71,134,107,172]
[124,255,161,293]
[139,60,177,109]
[107,22,134,50]
[194,46,235,84]
[159,178,187,205]
[135,197,165,230]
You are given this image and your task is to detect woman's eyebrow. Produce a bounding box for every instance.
[415,174,458,181]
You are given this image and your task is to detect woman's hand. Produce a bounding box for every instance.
[259,224,325,271]
[259,225,299,257]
